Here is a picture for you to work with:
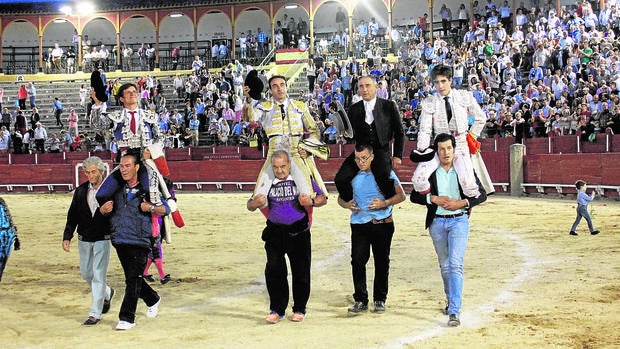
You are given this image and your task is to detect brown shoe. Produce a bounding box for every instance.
[83,316,100,325]
[102,287,114,314]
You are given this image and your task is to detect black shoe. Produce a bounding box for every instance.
[448,314,460,327]
[443,305,449,315]
[102,287,114,314]
[373,301,385,313]
[348,301,368,313]
[83,316,100,325]
[160,274,171,285]
[569,231,578,236]
[143,274,155,282]
[591,230,600,235]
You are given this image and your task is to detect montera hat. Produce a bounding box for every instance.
[244,70,263,100]
[409,147,435,163]
[90,70,108,103]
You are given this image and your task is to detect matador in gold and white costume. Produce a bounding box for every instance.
[246,97,327,203]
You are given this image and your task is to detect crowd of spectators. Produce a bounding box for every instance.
[383,0,620,143]
[3,1,620,157]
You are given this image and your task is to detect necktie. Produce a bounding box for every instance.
[129,111,136,133]
[279,104,286,120]
[444,96,453,123]
[364,102,374,124]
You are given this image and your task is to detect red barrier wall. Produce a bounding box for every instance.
[1,146,620,195]
[524,153,620,186]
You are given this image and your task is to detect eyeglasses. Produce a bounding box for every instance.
[354,154,373,163]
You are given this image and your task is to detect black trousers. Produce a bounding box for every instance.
[114,244,160,323]
[54,110,63,127]
[351,221,394,304]
[335,149,395,202]
[263,221,311,316]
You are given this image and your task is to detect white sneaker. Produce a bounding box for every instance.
[115,320,136,330]
[146,297,161,318]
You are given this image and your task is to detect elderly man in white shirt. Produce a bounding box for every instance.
[51,43,64,71]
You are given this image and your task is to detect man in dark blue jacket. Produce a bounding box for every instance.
[101,151,170,331]
[62,156,115,326]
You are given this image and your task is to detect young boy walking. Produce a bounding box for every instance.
[569,180,600,236]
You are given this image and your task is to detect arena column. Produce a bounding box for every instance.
[510,143,525,196]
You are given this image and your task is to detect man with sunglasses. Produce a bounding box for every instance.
[338,144,405,314]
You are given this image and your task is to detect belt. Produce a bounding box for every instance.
[371,216,393,224]
[435,212,465,219]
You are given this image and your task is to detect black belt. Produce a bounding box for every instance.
[371,216,393,224]
[435,212,465,219]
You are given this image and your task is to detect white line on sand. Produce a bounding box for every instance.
[383,229,538,348]
[176,220,350,312]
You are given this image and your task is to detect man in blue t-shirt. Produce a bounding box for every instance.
[247,149,327,324]
[338,144,405,314]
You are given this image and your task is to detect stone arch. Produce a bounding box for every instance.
[120,15,157,47]
[196,10,233,67]
[351,0,389,32]
[82,17,117,48]
[273,2,310,48]
[41,19,76,48]
[2,20,39,74]
[159,14,194,44]
[158,13,194,70]
[312,1,348,36]
[392,0,426,27]
[233,7,269,41]
[2,20,38,47]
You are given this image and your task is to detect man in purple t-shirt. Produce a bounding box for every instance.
[247,149,327,324]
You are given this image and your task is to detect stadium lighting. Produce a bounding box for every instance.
[285,3,298,9]
[76,2,95,15]
[59,6,72,15]
[170,13,183,18]
[54,19,67,23]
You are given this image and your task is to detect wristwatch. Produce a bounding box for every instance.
[149,204,155,213]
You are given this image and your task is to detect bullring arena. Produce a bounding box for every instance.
[0,0,619,347]
[0,144,619,348]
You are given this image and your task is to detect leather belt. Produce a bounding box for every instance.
[371,216,393,224]
[435,212,464,219]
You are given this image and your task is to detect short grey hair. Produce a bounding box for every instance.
[82,156,106,175]
[271,149,290,162]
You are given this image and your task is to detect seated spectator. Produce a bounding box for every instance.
[323,119,339,144]
[70,135,82,151]
[12,131,23,154]
[0,126,10,154]
[33,122,47,153]
[47,133,61,153]
[182,127,193,147]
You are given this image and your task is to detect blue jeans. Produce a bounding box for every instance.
[78,240,112,318]
[429,215,469,316]
[571,204,595,232]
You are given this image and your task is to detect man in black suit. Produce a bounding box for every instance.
[335,75,404,203]
[409,133,487,328]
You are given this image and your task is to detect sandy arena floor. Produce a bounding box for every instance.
[0,193,618,349]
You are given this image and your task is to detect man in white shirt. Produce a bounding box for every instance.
[51,43,64,71]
